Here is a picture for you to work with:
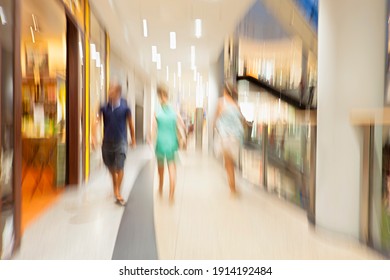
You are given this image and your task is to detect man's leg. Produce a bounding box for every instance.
[117,169,124,198]
[109,168,117,197]
[114,149,126,203]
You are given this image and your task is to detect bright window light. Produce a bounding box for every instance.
[170,32,176,49]
[142,19,148,37]
[195,19,202,38]
[152,46,157,62]
[191,46,196,70]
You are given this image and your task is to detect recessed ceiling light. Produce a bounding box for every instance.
[193,68,197,81]
[143,19,148,37]
[30,26,35,43]
[157,54,161,70]
[178,62,182,78]
[32,14,39,31]
[96,52,101,67]
[191,46,196,70]
[152,46,157,62]
[0,7,6,25]
[170,32,176,49]
[90,44,96,59]
[108,0,114,9]
[195,19,202,38]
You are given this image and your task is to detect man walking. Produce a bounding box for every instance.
[93,82,136,205]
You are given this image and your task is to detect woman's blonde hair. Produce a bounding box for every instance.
[157,85,169,99]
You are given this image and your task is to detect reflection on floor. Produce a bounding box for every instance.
[21,166,64,232]
[154,150,382,259]
[14,146,153,259]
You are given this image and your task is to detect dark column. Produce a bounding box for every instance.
[66,16,80,185]
[13,0,22,250]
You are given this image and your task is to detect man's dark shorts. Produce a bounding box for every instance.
[102,141,127,171]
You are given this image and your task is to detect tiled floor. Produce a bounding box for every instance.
[13,146,153,260]
[154,150,383,260]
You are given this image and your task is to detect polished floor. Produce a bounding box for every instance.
[13,145,383,260]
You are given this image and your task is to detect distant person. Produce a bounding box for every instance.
[299,79,305,105]
[151,86,185,202]
[92,83,136,206]
[308,85,315,107]
[214,82,244,194]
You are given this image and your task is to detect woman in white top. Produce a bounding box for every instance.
[214,83,244,194]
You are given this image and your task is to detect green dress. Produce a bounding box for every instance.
[155,104,178,163]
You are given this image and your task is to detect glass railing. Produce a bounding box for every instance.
[353,113,390,257]
[238,80,316,210]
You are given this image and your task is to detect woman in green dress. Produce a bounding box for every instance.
[153,86,185,202]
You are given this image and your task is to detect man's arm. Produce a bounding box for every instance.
[127,113,136,148]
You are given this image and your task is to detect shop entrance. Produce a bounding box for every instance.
[20,0,81,231]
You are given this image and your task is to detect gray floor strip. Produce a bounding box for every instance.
[112,160,158,260]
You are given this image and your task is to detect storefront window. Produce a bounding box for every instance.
[89,11,106,174]
[20,0,66,229]
[0,0,14,259]
[238,80,311,208]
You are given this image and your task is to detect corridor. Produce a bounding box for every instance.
[13,146,382,260]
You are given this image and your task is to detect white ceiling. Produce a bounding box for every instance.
[90,0,256,89]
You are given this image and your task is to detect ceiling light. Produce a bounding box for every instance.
[90,44,96,59]
[178,62,182,78]
[166,66,169,81]
[142,19,148,37]
[30,26,35,43]
[0,7,6,25]
[96,52,101,67]
[32,14,39,32]
[191,46,196,70]
[170,32,176,49]
[152,46,157,62]
[195,19,202,38]
[108,0,114,8]
[157,54,161,70]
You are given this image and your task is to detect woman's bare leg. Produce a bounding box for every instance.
[167,161,176,202]
[224,152,236,193]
